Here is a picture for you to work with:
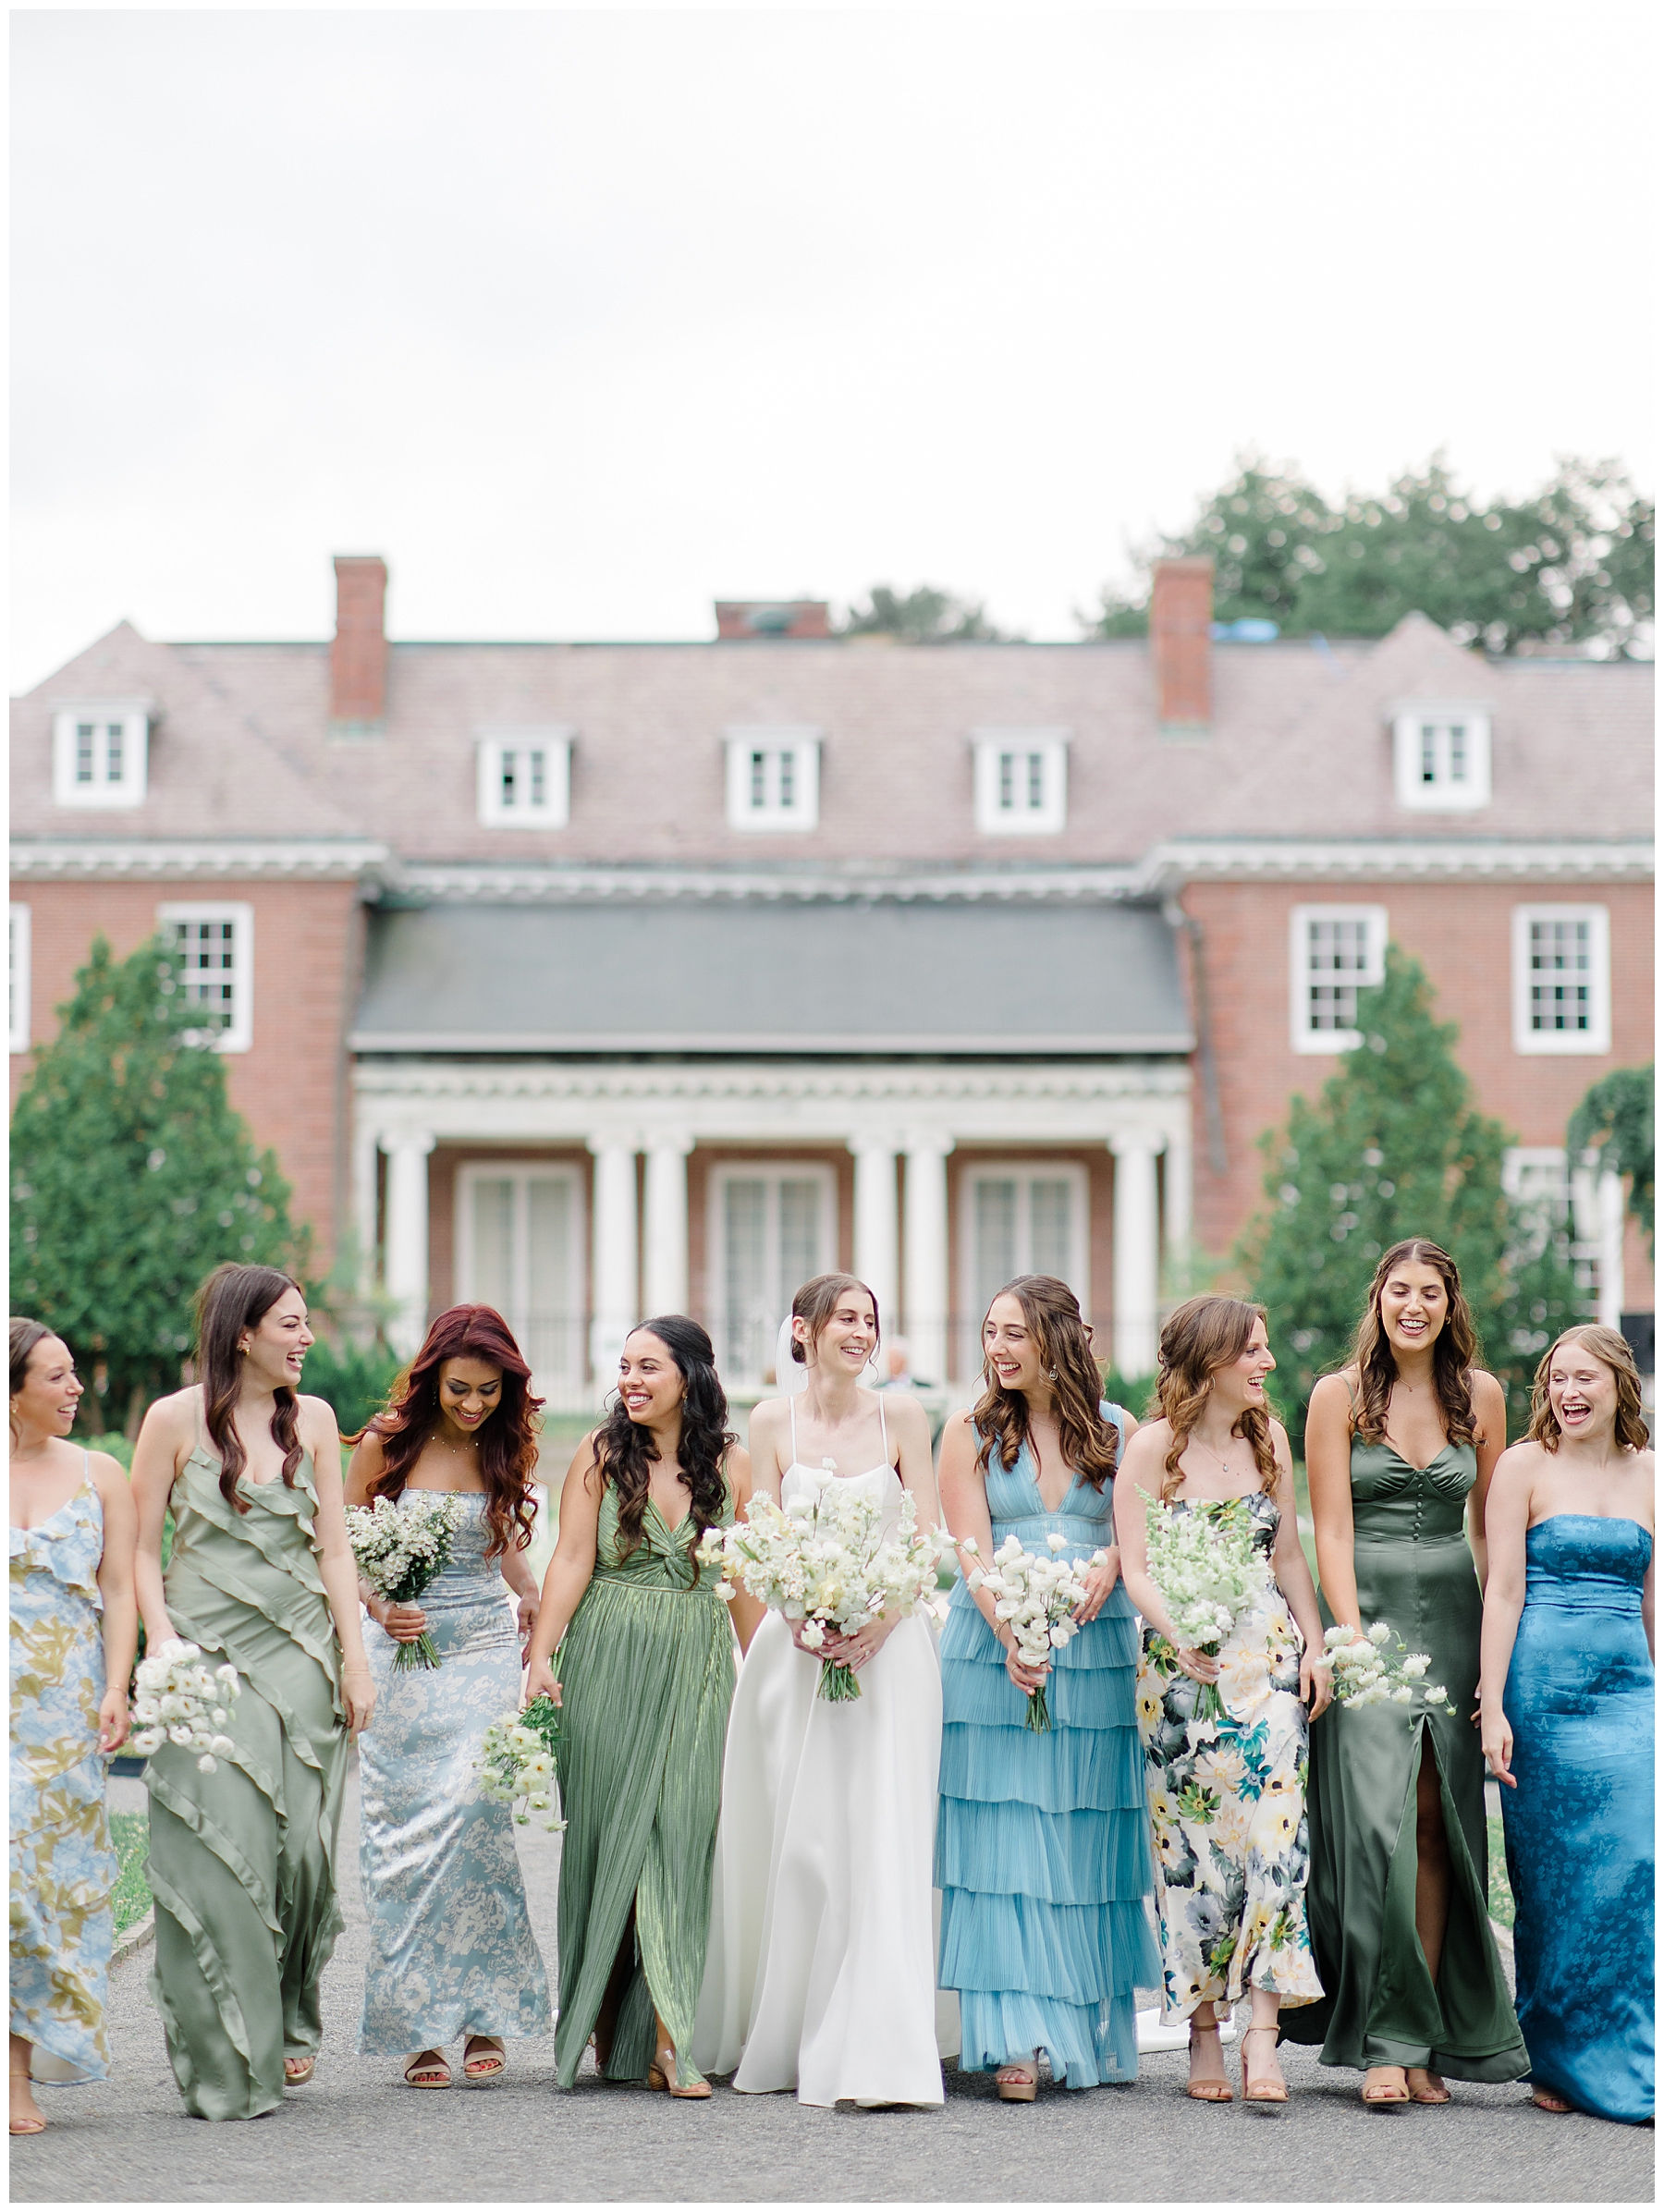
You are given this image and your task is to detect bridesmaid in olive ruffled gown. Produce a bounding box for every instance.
[1289,1240,1526,2107]
[131,1265,374,2121]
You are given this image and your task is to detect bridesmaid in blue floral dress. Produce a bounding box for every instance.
[9,1320,137,2138]
[1481,1326,1655,2125]
[937,1276,1158,2099]
[349,1307,549,2089]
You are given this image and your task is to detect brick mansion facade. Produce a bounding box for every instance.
[10,557,1653,1402]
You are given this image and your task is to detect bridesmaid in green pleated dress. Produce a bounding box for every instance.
[1286,1239,1527,2108]
[130,1265,375,2120]
[525,1315,755,2097]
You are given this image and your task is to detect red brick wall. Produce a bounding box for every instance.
[9,876,362,1272]
[1181,878,1655,1275]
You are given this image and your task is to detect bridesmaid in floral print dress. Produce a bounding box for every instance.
[1118,1296,1329,2105]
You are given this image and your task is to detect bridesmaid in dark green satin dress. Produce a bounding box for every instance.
[1287,1240,1527,2107]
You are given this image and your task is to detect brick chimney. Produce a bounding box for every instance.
[1150,556,1213,733]
[331,556,388,730]
[715,599,832,641]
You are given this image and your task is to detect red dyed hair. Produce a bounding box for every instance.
[354,1305,544,1558]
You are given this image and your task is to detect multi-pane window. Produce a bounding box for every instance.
[475,728,572,826]
[457,1165,586,1407]
[1512,905,1611,1055]
[1391,703,1490,811]
[973,729,1068,834]
[725,728,820,831]
[709,1164,834,1381]
[8,904,31,1056]
[52,703,150,808]
[156,902,253,1053]
[1290,905,1388,1053]
[960,1164,1087,1375]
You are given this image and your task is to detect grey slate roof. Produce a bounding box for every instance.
[349,900,1193,1055]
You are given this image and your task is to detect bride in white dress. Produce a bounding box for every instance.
[692,1272,948,2108]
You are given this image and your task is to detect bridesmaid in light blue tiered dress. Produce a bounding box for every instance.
[936,1277,1157,2097]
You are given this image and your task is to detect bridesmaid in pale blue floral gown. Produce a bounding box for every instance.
[348,1307,549,2089]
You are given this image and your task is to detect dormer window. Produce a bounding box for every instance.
[475,727,573,828]
[725,727,820,832]
[973,727,1069,835]
[1390,701,1491,812]
[51,699,152,809]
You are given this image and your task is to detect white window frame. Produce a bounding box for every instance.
[723,727,821,833]
[1511,903,1611,1055]
[474,726,574,828]
[972,727,1069,836]
[155,901,255,1054]
[707,1160,838,1384]
[1390,701,1492,812]
[959,1160,1090,1375]
[9,903,31,1056]
[454,1160,589,1410]
[1290,904,1389,1054]
[51,699,153,810]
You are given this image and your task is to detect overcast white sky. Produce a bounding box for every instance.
[10,6,1655,691]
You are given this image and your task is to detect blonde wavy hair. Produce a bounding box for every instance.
[1525,1326,1651,1453]
[1155,1294,1279,1504]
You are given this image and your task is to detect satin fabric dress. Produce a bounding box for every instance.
[554,1480,736,2090]
[1285,1437,1527,2082]
[357,1492,549,2055]
[694,1409,947,2108]
[936,1412,1159,2087]
[1138,1492,1323,2021]
[1500,1515,1654,2124]
[10,1463,117,2084]
[146,1444,349,2120]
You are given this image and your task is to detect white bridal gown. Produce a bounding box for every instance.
[692,1399,952,2107]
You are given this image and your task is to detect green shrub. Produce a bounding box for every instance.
[300,1335,401,1440]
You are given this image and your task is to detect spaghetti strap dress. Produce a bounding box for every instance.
[1283,1437,1527,2082]
[10,1460,117,2085]
[554,1474,737,2090]
[145,1436,349,2120]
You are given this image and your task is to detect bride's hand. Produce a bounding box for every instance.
[836,1617,897,1672]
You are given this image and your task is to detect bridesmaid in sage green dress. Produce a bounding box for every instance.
[525,1315,754,2097]
[131,1265,374,2121]
[1289,1240,1527,2107]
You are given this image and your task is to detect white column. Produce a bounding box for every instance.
[352,1118,381,1295]
[642,1134,693,1319]
[849,1136,900,1340]
[1163,1120,1192,1267]
[1597,1167,1625,1329]
[384,1132,435,1358]
[902,1132,953,1387]
[588,1137,640,1389]
[1110,1136,1161,1377]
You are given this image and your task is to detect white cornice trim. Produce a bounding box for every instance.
[7,838,394,882]
[353,1057,1193,1104]
[1140,838,1653,891]
[389,861,1144,902]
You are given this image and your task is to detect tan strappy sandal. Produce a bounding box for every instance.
[1186,2021,1233,2102]
[1241,2025,1288,2103]
[403,2048,450,2089]
[463,2035,505,2082]
[996,2057,1039,2101]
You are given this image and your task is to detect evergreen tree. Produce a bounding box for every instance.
[10,934,303,1433]
[1242,947,1584,1442]
[838,583,1013,642]
[1568,1064,1654,1253]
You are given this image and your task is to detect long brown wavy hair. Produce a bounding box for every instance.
[9,1317,55,1442]
[1526,1326,1651,1453]
[594,1315,736,1572]
[195,1263,305,1513]
[1345,1239,1480,1448]
[1155,1294,1279,1503]
[972,1275,1120,1491]
[355,1305,544,1560]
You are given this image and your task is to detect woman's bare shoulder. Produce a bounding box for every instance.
[1307,1370,1356,1412]
[138,1387,199,1440]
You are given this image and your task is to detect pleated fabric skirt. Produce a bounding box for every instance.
[936,1582,1158,2087]
[553,1571,734,2089]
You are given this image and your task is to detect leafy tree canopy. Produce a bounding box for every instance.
[10,934,305,1433]
[838,583,1013,642]
[1242,946,1585,1442]
[1089,452,1654,658]
[1568,1064,1654,1251]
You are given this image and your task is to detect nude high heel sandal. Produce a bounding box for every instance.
[648,2044,712,2099]
[996,2056,1039,2101]
[1241,2025,1288,2103]
[1186,2022,1233,2102]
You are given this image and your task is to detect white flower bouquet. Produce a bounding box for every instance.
[698,1484,954,1703]
[477,1694,565,1830]
[1142,1498,1271,1722]
[348,1490,469,1670]
[1322,1622,1453,1714]
[128,1639,240,1772]
[960,1532,1108,1732]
